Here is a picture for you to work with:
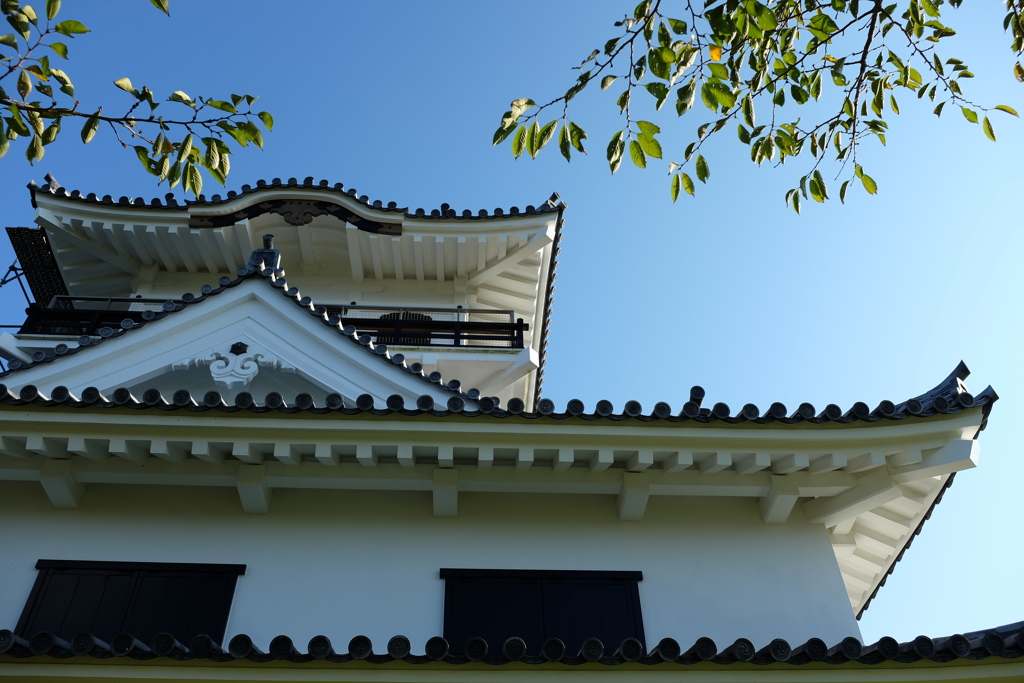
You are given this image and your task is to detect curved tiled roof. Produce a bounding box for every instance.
[0,257,479,404]
[0,360,995,423]
[29,174,566,221]
[2,627,1022,666]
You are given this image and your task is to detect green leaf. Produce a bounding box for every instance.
[257,111,273,130]
[492,122,516,146]
[569,122,587,153]
[20,5,36,24]
[601,75,616,90]
[187,162,203,196]
[982,116,996,141]
[205,141,220,170]
[206,99,236,113]
[558,123,571,162]
[606,130,624,173]
[636,133,662,159]
[933,101,945,117]
[537,120,557,151]
[0,32,15,48]
[960,106,978,123]
[670,173,681,201]
[166,160,181,189]
[742,96,754,127]
[708,63,728,80]
[525,120,539,159]
[860,173,877,194]
[695,154,709,182]
[168,90,193,106]
[177,133,194,162]
[53,19,87,35]
[25,133,42,163]
[753,2,778,30]
[839,180,850,204]
[994,104,1019,117]
[812,169,828,201]
[45,0,59,20]
[920,0,939,18]
[644,82,669,109]
[40,118,58,144]
[113,77,133,92]
[0,125,8,158]
[737,124,750,144]
[48,41,67,58]
[509,97,535,119]
[676,80,696,115]
[636,120,660,137]
[7,14,29,40]
[17,68,30,98]
[149,0,170,15]
[511,125,527,158]
[680,172,694,195]
[808,13,839,41]
[629,139,647,168]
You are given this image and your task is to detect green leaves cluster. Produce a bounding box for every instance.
[0,0,273,195]
[495,0,1023,212]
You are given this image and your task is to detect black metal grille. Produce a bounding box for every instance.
[19,296,166,336]
[324,305,526,348]
[6,227,68,305]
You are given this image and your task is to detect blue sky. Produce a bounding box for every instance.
[0,1,1021,642]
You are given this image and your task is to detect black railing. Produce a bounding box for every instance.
[19,296,168,336]
[325,305,527,348]
[17,298,528,348]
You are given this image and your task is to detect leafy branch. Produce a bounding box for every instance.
[494,0,1023,212]
[0,0,273,196]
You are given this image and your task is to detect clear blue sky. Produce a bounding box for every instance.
[0,1,1020,643]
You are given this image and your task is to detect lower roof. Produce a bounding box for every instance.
[2,625,1023,675]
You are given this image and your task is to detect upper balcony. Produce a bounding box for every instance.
[16,297,528,349]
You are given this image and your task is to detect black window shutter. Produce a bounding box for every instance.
[16,561,244,645]
[441,569,644,656]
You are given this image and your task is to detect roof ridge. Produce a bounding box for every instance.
[28,175,566,220]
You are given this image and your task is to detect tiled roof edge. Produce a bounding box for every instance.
[856,385,998,619]
[2,628,1022,666]
[28,175,567,221]
[0,365,994,423]
[0,262,478,404]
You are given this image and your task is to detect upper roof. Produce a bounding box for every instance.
[28,174,566,222]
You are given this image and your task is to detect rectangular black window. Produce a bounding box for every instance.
[15,560,245,645]
[441,568,644,656]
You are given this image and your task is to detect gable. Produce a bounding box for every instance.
[0,268,477,409]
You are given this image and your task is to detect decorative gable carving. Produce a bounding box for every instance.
[170,343,297,392]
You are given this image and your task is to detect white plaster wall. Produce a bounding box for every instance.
[0,480,861,652]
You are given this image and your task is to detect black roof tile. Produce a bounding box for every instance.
[0,361,995,424]
[28,176,566,222]
[2,627,1021,667]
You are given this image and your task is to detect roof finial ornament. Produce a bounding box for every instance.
[246,233,281,271]
[44,173,61,192]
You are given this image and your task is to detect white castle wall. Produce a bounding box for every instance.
[0,480,861,651]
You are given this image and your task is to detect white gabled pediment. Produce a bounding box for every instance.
[1,276,474,409]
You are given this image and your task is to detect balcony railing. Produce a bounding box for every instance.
[18,298,528,349]
[325,305,527,348]
[19,297,168,336]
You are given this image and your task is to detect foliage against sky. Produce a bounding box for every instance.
[496,0,1024,210]
[0,0,272,196]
